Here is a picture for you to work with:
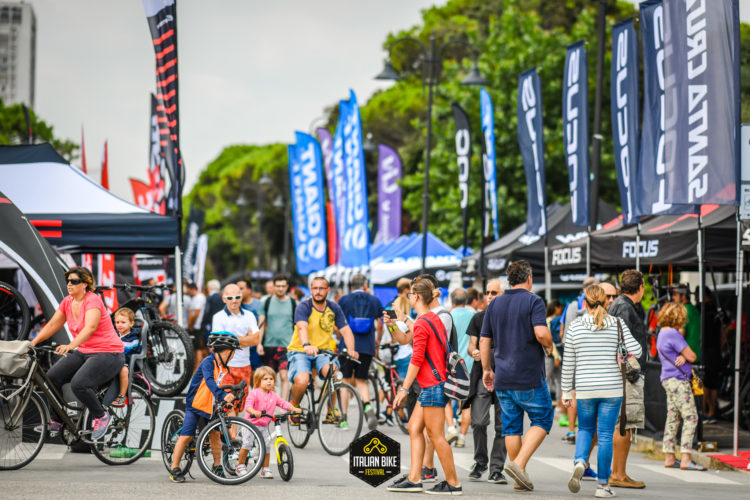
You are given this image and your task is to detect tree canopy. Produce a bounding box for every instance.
[0,99,78,161]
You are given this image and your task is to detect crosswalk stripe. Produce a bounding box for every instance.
[532,456,574,474]
[632,464,739,485]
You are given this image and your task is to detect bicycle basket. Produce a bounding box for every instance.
[0,340,33,377]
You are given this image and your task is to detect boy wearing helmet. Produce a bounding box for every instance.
[169,331,240,483]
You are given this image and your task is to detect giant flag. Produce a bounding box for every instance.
[288,131,328,275]
[452,103,472,254]
[663,0,740,205]
[563,41,590,226]
[377,144,402,243]
[480,88,500,240]
[518,68,547,238]
[611,19,640,225]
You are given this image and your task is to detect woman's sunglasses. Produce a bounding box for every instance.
[67,278,84,285]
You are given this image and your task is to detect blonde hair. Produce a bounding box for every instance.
[253,366,276,388]
[114,308,135,322]
[584,285,609,329]
[657,302,687,329]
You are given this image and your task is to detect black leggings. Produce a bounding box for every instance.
[46,350,124,419]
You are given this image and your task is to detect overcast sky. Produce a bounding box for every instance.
[29,0,750,203]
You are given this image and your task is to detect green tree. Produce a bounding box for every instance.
[0,99,78,161]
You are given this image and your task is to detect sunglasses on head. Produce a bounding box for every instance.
[225,295,242,301]
[67,278,84,285]
[485,290,499,296]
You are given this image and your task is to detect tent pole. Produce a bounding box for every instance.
[175,245,184,328]
[635,223,641,271]
[544,236,551,303]
[697,213,705,443]
[586,226,591,277]
[734,213,743,456]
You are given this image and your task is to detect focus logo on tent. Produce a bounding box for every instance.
[349,430,400,487]
[552,247,582,266]
[622,240,659,258]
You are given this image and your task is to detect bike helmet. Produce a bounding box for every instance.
[207,331,240,351]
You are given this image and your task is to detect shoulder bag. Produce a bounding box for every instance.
[658,347,704,397]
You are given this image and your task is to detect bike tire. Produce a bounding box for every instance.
[195,417,265,485]
[143,321,195,397]
[160,409,193,474]
[317,381,363,456]
[368,375,380,418]
[88,385,155,466]
[0,281,31,341]
[286,389,313,449]
[394,379,410,435]
[0,385,48,470]
[277,442,294,481]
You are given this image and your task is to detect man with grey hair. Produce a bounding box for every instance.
[338,273,383,430]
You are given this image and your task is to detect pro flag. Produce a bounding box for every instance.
[517,68,547,238]
[129,178,153,211]
[100,141,109,190]
[452,103,472,254]
[182,207,205,283]
[80,126,87,174]
[376,144,402,243]
[563,41,590,226]
[480,88,500,241]
[148,93,168,215]
[611,19,640,225]
[663,0,740,205]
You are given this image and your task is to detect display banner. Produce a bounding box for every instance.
[288,131,328,275]
[316,127,338,264]
[480,88,500,240]
[611,19,640,225]
[182,206,205,283]
[563,41,590,226]
[97,253,118,314]
[340,90,370,267]
[663,0,740,205]
[148,94,168,215]
[376,144,402,243]
[194,234,208,289]
[331,108,348,263]
[452,103,472,253]
[129,178,153,211]
[143,0,183,214]
[518,68,548,238]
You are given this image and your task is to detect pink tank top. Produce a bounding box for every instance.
[58,292,124,354]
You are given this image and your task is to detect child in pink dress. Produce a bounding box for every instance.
[237,366,301,478]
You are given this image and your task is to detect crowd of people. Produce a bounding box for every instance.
[33,262,716,495]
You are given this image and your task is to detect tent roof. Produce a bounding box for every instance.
[0,144,179,253]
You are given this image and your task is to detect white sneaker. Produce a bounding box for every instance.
[445,427,458,445]
[595,486,616,498]
[260,466,273,479]
[455,436,466,448]
[568,462,585,493]
[235,464,247,476]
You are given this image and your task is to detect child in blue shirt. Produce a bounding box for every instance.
[112,308,141,407]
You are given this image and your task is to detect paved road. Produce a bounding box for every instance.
[3,414,749,499]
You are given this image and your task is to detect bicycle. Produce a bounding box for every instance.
[160,380,266,485]
[0,280,30,342]
[259,410,298,481]
[99,283,195,397]
[369,343,410,434]
[285,349,364,456]
[0,342,155,470]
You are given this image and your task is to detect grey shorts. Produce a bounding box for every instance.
[616,376,645,430]
[240,424,271,450]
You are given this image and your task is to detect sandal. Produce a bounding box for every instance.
[680,462,707,471]
[111,394,127,408]
[664,462,681,469]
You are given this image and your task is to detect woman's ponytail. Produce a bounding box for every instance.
[584,285,609,329]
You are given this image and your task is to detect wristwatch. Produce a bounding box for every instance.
[398,387,408,393]
[302,342,311,347]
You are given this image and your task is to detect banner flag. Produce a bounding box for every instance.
[663,0,740,205]
[611,19,640,225]
[316,127,338,264]
[480,88,500,240]
[195,234,208,289]
[97,253,118,314]
[330,108,348,263]
[129,178,153,211]
[517,68,548,238]
[563,42,590,226]
[82,253,93,270]
[143,0,183,214]
[376,144,402,243]
[182,207,205,283]
[452,103,472,253]
[80,126,87,174]
[339,90,370,267]
[148,94,168,215]
[100,141,109,190]
[288,131,328,275]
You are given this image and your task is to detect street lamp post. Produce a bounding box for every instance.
[376,33,488,273]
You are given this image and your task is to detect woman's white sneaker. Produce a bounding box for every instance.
[595,486,616,498]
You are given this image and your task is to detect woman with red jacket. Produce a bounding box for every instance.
[389,278,461,495]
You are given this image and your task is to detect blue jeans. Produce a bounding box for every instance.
[495,380,554,436]
[287,351,339,384]
[575,397,622,485]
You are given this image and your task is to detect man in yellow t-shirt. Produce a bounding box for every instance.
[288,277,358,407]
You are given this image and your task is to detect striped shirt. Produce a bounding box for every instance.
[561,313,642,400]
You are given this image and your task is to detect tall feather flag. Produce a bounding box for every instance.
[80,126,87,174]
[100,141,109,190]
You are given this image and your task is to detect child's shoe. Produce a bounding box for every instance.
[261,466,273,479]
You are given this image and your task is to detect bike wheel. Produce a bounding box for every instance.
[143,321,195,397]
[277,442,294,481]
[317,381,363,456]
[286,389,313,449]
[88,385,155,465]
[195,417,265,485]
[0,281,30,341]
[0,385,48,470]
[160,409,193,474]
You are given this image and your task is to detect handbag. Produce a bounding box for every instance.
[616,319,641,383]
[659,348,704,396]
[422,317,470,401]
[0,340,33,378]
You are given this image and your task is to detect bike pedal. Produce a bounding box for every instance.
[49,431,60,438]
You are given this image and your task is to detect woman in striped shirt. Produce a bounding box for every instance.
[561,285,642,498]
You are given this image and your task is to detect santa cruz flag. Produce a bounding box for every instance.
[517,68,547,238]
[611,19,640,225]
[663,0,740,205]
[563,42,590,226]
[480,88,500,240]
[288,132,328,275]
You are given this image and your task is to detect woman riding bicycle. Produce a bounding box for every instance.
[31,266,125,440]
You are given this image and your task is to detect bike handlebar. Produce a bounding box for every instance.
[319,349,361,364]
[258,410,302,422]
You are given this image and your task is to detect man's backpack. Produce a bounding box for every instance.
[345,292,377,335]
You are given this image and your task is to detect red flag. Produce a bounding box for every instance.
[80,126,87,174]
[82,254,93,270]
[97,254,118,313]
[326,201,339,265]
[100,141,109,190]
[129,177,153,211]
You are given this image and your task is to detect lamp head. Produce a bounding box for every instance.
[375,59,400,81]
[461,64,490,86]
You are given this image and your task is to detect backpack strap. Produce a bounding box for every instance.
[421,316,450,383]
